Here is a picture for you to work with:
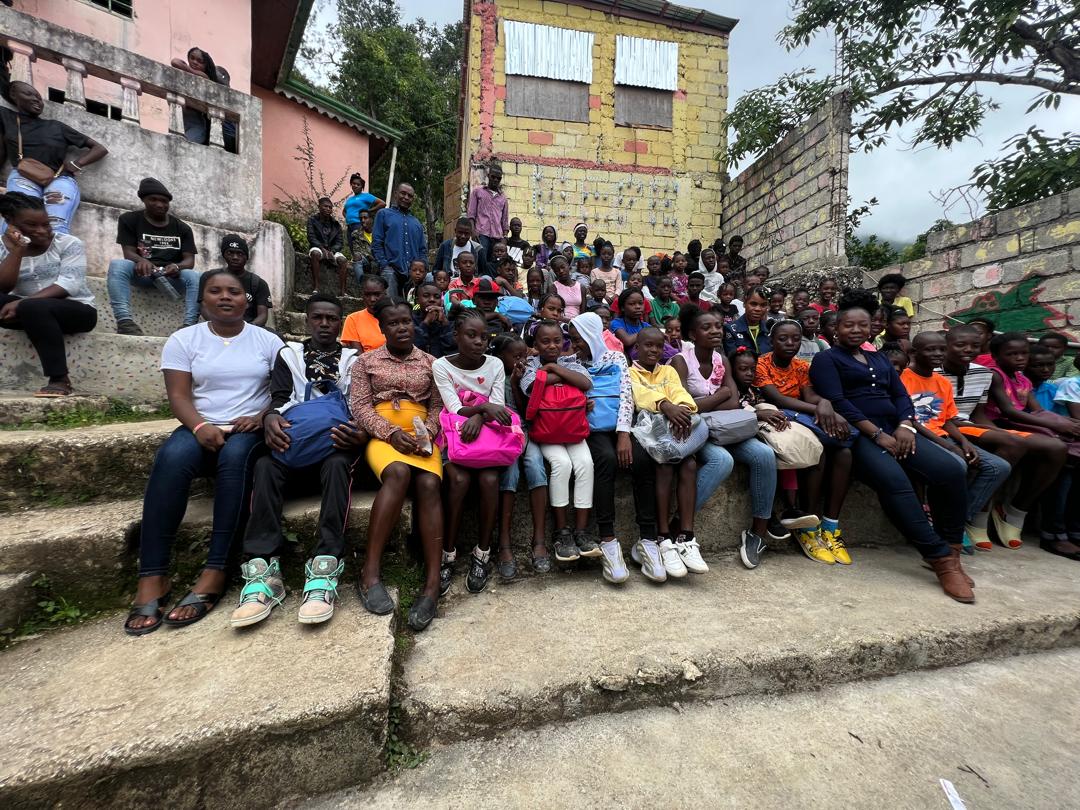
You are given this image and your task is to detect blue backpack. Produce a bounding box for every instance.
[272,380,352,468]
[497,295,536,327]
[587,362,623,432]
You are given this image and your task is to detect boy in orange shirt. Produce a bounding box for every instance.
[901,331,1011,550]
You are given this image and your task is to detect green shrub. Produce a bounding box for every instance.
[264,210,309,253]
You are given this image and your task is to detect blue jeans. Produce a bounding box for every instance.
[4,169,81,235]
[138,427,264,577]
[941,441,1012,520]
[850,432,965,558]
[380,265,407,298]
[499,440,548,492]
[696,438,777,520]
[106,258,201,325]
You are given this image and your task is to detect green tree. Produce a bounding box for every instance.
[725,1,1080,210]
[306,0,463,247]
[846,233,901,271]
[897,218,954,262]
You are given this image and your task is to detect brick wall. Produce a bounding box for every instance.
[875,188,1080,339]
[721,91,850,275]
[450,0,729,254]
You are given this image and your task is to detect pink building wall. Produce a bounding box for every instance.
[256,86,371,212]
[13,0,374,213]
[13,0,251,132]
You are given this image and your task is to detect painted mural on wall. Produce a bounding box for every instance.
[946,274,1077,339]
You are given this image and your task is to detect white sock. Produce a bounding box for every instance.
[442,549,457,564]
[1003,503,1028,529]
[473,545,490,563]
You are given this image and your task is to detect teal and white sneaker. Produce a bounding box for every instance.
[298,555,344,625]
[230,557,286,628]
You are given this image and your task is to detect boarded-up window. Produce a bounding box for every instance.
[615,86,672,129]
[506,75,590,123]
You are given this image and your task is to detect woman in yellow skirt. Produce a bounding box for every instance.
[351,297,445,631]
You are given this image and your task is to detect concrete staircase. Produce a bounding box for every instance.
[2,335,1080,806]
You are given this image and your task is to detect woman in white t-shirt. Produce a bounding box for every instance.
[125,269,284,636]
[431,306,513,595]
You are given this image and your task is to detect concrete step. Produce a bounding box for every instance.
[399,545,1080,746]
[482,467,902,556]
[0,492,409,605]
[0,392,168,428]
[310,648,1080,809]
[85,275,189,338]
[0,418,178,509]
[0,330,167,402]
[0,572,36,632]
[0,594,397,809]
[277,308,310,336]
[292,292,365,316]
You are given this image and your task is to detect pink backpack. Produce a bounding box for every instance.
[437,390,525,468]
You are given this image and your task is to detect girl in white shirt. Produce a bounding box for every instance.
[432,306,514,595]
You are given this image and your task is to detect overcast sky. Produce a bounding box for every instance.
[310,0,1077,245]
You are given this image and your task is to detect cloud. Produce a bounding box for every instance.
[317,0,1078,243]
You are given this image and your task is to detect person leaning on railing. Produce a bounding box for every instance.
[0,81,108,235]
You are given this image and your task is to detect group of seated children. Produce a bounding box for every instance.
[118,245,1080,638]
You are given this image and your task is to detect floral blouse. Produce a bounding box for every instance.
[350,345,443,441]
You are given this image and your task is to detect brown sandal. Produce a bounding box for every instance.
[34,382,72,398]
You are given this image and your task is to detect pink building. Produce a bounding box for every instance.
[7,0,400,209]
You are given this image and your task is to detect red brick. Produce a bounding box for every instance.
[589,94,602,109]
[494,84,506,100]
[528,131,553,145]
[624,140,649,154]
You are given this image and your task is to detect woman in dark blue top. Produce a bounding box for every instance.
[723,286,774,356]
[809,291,974,603]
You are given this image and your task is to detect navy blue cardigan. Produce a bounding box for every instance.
[808,347,914,430]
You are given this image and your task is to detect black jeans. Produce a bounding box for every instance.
[0,294,97,379]
[242,451,361,560]
[850,432,966,559]
[586,431,657,538]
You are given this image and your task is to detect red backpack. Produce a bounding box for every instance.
[525,369,590,444]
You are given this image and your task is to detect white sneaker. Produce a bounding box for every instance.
[630,539,667,582]
[658,538,688,578]
[600,539,630,584]
[675,535,709,574]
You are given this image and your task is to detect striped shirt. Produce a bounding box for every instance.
[937,362,995,421]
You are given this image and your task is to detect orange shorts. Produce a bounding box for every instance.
[959,425,1031,439]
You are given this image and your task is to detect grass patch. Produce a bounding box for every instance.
[0,575,116,649]
[1,399,172,431]
[385,701,428,770]
[381,551,423,617]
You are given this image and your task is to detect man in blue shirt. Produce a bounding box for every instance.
[342,173,384,246]
[372,182,427,297]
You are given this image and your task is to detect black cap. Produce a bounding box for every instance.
[473,277,501,297]
[221,234,249,256]
[137,177,172,201]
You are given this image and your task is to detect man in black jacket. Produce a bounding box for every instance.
[306,196,349,296]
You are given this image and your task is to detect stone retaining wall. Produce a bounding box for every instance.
[721,91,850,274]
[872,188,1080,339]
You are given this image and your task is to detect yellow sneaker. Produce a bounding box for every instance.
[796,528,835,564]
[823,527,852,565]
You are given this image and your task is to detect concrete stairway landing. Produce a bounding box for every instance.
[2,545,1079,807]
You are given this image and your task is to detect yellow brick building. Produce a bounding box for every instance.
[445,0,736,257]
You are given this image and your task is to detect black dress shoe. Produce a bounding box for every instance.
[497,557,518,580]
[407,595,437,631]
[358,581,395,615]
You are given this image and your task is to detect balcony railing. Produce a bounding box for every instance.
[0,5,263,232]
[2,5,245,151]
